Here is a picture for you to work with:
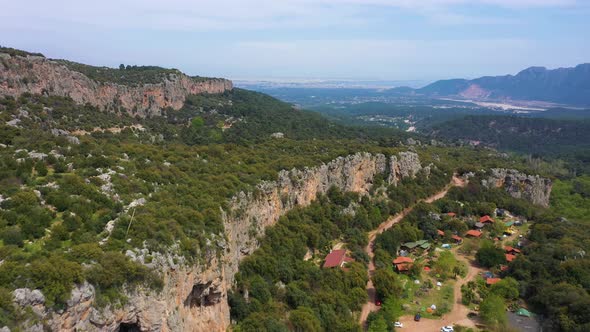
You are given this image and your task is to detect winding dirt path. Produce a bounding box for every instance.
[359,175,467,328]
[397,251,482,331]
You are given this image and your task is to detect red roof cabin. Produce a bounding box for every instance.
[452,235,463,243]
[505,254,517,263]
[504,246,521,255]
[486,278,502,285]
[480,215,495,223]
[393,256,414,272]
[447,212,457,217]
[437,229,445,236]
[466,230,483,238]
[323,250,354,268]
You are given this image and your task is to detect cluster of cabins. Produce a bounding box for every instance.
[391,212,524,273]
[322,210,523,272]
[484,246,523,285]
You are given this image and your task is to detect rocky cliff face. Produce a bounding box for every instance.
[387,151,423,186]
[0,53,232,117]
[482,168,552,207]
[11,152,423,332]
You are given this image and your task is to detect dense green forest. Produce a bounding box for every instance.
[231,168,452,331]
[310,101,498,130]
[445,176,590,331]
[0,89,454,328]
[52,60,186,86]
[429,115,590,174]
[1,76,589,331]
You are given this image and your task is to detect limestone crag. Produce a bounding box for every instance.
[387,151,423,186]
[222,152,423,286]
[482,168,552,207]
[20,254,230,332]
[15,152,423,331]
[0,53,232,117]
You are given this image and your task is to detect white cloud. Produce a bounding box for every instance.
[0,0,580,31]
[1,1,586,79]
[222,38,538,79]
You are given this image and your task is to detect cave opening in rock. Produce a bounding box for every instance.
[119,322,141,332]
[184,281,222,308]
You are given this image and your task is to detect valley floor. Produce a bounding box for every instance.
[359,175,468,328]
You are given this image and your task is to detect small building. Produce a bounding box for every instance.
[437,229,445,237]
[480,215,495,224]
[323,250,354,268]
[487,278,502,285]
[504,221,515,227]
[505,253,517,263]
[466,230,483,238]
[393,256,414,272]
[474,222,485,229]
[401,240,431,251]
[452,235,463,244]
[447,212,457,217]
[505,246,521,255]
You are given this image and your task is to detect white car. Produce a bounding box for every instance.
[394,321,403,328]
[440,326,454,332]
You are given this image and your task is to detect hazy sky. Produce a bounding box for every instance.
[1,0,589,81]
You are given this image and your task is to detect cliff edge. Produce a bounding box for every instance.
[0,52,232,117]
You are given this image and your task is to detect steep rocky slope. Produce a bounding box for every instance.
[0,53,232,117]
[6,152,553,331]
[11,152,422,331]
[482,168,553,207]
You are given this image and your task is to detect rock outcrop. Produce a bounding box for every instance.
[387,151,423,186]
[0,53,233,117]
[15,152,424,331]
[224,152,385,273]
[482,168,552,207]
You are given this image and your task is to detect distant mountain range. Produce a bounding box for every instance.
[393,64,590,106]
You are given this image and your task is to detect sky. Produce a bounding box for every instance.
[1,0,589,81]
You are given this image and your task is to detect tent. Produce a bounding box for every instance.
[517,308,532,317]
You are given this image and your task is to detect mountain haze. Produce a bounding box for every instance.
[411,64,590,106]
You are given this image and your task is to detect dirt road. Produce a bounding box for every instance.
[397,251,481,331]
[359,174,466,327]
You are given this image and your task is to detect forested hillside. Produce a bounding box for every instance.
[1,48,589,332]
[429,115,590,174]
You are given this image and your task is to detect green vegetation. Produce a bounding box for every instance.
[480,294,507,328]
[231,164,457,331]
[429,115,590,174]
[1,67,588,332]
[53,60,185,86]
[231,191,378,331]
[550,176,590,221]
[0,46,44,57]
[0,89,454,327]
[476,241,506,268]
[447,173,590,331]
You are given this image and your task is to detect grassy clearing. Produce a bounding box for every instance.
[397,268,456,319]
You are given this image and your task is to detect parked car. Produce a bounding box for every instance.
[414,313,421,321]
[440,326,454,332]
[394,321,403,328]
